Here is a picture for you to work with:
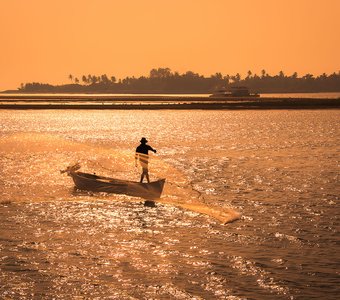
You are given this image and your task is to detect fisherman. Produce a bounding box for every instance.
[135,137,157,183]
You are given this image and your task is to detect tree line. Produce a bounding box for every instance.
[19,68,340,94]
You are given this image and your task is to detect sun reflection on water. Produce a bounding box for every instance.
[0,110,339,299]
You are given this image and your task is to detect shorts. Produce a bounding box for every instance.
[139,158,149,173]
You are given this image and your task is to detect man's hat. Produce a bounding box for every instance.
[140,137,148,143]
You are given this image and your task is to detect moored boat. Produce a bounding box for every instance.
[62,164,165,200]
[210,86,260,98]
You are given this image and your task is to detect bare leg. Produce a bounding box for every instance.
[141,168,148,183]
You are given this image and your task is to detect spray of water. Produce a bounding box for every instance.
[0,133,239,223]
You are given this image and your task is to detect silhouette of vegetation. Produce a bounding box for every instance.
[15,68,340,94]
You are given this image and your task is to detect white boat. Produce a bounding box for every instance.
[210,86,260,98]
[62,164,165,200]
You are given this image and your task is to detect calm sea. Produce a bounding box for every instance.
[0,109,339,299]
[0,92,340,99]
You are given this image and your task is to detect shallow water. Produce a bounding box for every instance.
[0,109,339,299]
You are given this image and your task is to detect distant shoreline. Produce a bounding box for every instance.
[0,96,339,110]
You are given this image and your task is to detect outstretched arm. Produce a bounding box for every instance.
[147,145,157,153]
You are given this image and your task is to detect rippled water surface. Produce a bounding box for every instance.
[0,109,339,299]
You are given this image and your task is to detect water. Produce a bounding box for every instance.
[261,92,340,99]
[1,92,340,99]
[0,109,339,299]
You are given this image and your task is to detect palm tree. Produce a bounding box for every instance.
[213,72,223,80]
[91,75,98,84]
[101,74,109,84]
[303,74,314,80]
[232,73,241,83]
[68,74,73,83]
[224,75,230,84]
[87,75,92,84]
[319,73,327,80]
[82,75,88,85]
[150,67,172,78]
[291,72,298,79]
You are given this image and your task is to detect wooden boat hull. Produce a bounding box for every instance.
[70,171,165,200]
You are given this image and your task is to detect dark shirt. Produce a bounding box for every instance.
[136,144,154,155]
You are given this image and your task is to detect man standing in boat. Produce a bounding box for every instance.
[135,137,157,183]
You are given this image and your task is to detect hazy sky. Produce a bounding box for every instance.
[1,0,340,90]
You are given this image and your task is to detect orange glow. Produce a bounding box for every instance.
[1,0,339,90]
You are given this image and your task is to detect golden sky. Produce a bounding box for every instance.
[1,0,340,90]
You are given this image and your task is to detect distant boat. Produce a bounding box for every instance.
[210,86,260,98]
[62,164,165,200]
